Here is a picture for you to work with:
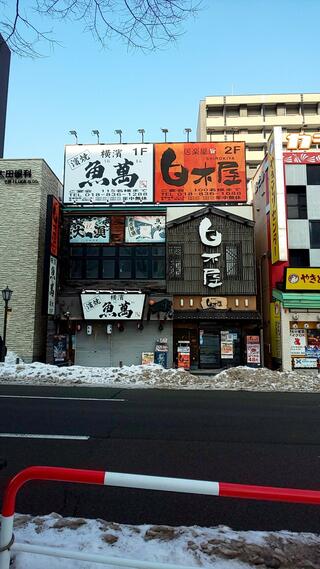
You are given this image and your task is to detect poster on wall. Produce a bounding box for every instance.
[177,341,190,369]
[290,329,307,356]
[53,335,67,364]
[70,217,110,243]
[141,352,154,365]
[125,216,165,243]
[155,142,246,203]
[64,144,153,204]
[221,341,233,359]
[246,336,261,365]
[81,292,145,320]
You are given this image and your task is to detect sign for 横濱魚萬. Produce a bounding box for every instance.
[81,293,145,320]
[64,144,153,204]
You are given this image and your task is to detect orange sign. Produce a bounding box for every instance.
[154,142,246,203]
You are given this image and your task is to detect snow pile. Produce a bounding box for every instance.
[0,358,320,391]
[11,513,320,569]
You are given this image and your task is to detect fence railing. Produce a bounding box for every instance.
[1,466,320,569]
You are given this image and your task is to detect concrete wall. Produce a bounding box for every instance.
[0,159,61,361]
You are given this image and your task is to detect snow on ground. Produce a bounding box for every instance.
[10,513,320,569]
[0,353,319,391]
[1,357,320,567]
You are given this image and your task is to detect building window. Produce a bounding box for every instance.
[247,105,262,116]
[288,249,310,267]
[310,221,320,248]
[307,165,320,185]
[286,186,307,219]
[168,244,183,280]
[207,106,223,118]
[224,244,241,278]
[69,244,165,279]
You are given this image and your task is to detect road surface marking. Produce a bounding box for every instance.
[0,395,126,402]
[0,433,90,440]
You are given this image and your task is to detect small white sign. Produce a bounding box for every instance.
[81,293,145,320]
[290,329,307,356]
[48,256,57,315]
[293,357,318,369]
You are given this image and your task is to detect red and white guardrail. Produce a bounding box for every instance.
[1,466,320,569]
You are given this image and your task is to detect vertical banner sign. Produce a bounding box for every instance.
[43,195,60,316]
[48,256,57,315]
[64,144,153,204]
[267,127,288,264]
[50,196,60,256]
[270,302,282,360]
[155,142,246,203]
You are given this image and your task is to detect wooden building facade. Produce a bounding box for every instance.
[167,206,261,369]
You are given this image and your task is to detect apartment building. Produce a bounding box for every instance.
[197,93,320,179]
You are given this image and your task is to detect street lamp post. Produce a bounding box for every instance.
[1,286,12,362]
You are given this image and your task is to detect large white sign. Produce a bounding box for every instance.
[81,293,145,320]
[64,144,153,204]
[48,256,57,315]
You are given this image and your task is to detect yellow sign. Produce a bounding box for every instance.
[267,134,279,263]
[285,268,320,291]
[270,302,281,359]
[267,128,288,265]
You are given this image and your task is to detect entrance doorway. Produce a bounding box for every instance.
[199,331,221,369]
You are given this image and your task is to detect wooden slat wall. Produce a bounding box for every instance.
[167,213,256,295]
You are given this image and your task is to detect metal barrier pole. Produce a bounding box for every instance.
[1,465,320,569]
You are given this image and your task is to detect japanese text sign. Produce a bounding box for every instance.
[267,128,288,264]
[154,142,246,203]
[50,197,60,256]
[81,293,145,320]
[64,144,153,204]
[70,217,110,243]
[285,268,320,291]
[199,217,222,289]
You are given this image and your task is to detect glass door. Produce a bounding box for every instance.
[199,331,221,368]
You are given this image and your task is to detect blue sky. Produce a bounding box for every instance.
[4,0,320,179]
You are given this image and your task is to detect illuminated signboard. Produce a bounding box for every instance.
[154,142,246,204]
[64,144,153,204]
[267,128,288,264]
[285,268,320,291]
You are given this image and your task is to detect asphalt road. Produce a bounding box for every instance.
[0,384,320,532]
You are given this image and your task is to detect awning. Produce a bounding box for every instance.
[174,310,261,321]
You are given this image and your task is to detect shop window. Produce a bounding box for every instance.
[286,186,307,219]
[85,259,99,278]
[310,221,320,248]
[224,244,241,278]
[288,249,310,267]
[307,165,320,185]
[68,244,165,280]
[168,244,184,280]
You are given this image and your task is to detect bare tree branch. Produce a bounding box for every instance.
[0,0,201,56]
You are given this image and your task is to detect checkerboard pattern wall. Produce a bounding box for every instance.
[285,163,320,266]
